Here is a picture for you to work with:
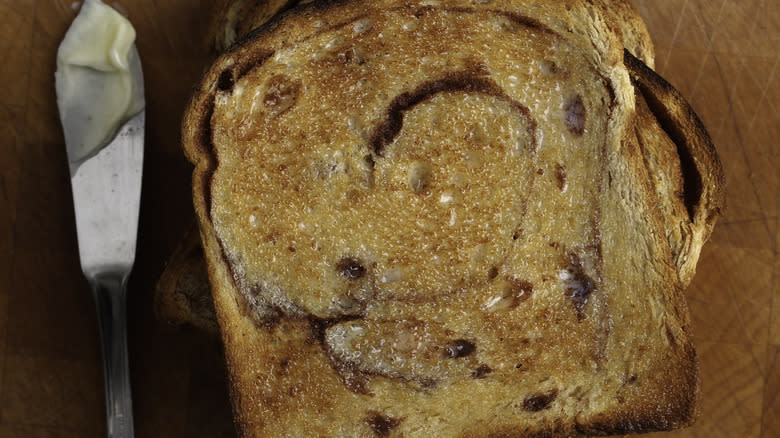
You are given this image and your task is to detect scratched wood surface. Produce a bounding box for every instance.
[0,1,777,437]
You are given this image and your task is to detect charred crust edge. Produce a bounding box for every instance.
[624,49,724,222]
[234,49,275,83]
[200,102,215,214]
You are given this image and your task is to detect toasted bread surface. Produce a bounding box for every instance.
[181,1,720,436]
[161,0,663,328]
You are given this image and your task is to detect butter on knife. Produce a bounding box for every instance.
[55,0,145,165]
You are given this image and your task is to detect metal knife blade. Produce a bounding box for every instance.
[69,111,144,277]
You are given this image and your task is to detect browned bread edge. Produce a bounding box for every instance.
[625,50,725,286]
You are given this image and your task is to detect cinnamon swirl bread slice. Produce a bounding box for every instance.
[182,1,723,436]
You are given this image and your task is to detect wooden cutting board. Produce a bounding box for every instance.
[0,1,777,436]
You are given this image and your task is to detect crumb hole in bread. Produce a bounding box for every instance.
[438,190,461,205]
[408,160,433,193]
[522,389,558,411]
[401,19,418,31]
[335,295,361,313]
[538,60,559,76]
[464,150,483,169]
[380,266,404,283]
[352,18,373,35]
[217,69,234,92]
[443,339,476,358]
[340,46,367,65]
[564,95,586,136]
[487,266,499,280]
[366,411,401,437]
[484,278,533,312]
[336,257,366,280]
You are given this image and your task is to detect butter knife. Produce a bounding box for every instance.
[67,110,144,437]
[57,1,144,436]
[68,108,143,436]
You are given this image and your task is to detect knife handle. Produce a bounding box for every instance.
[90,271,135,438]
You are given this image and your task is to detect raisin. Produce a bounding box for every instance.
[444,339,476,358]
[522,389,558,411]
[562,254,596,320]
[471,364,492,379]
[366,411,401,436]
[564,95,586,136]
[263,74,300,117]
[555,163,567,190]
[337,257,366,280]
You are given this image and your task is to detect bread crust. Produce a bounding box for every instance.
[625,50,725,286]
[181,1,719,436]
[154,224,220,334]
[207,0,313,52]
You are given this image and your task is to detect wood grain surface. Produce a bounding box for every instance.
[0,1,777,437]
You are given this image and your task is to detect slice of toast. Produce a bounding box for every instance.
[180,1,723,436]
